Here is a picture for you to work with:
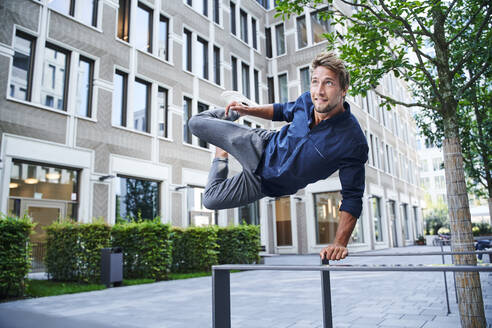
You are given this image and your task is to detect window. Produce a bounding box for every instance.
[197,37,209,80]
[267,77,275,103]
[275,23,285,56]
[433,158,443,171]
[435,175,446,189]
[350,217,364,244]
[265,27,272,58]
[230,2,236,36]
[48,0,74,16]
[256,0,269,9]
[239,201,260,225]
[188,186,215,226]
[45,95,54,107]
[314,191,342,244]
[385,144,392,174]
[41,44,69,111]
[157,87,168,138]
[254,69,259,103]
[372,196,383,242]
[183,97,192,144]
[79,0,98,27]
[197,102,209,148]
[183,29,192,72]
[401,204,409,240]
[252,18,257,49]
[231,56,238,91]
[300,67,310,93]
[240,10,248,43]
[133,78,150,133]
[10,32,35,101]
[117,0,131,42]
[76,57,93,117]
[296,15,307,48]
[278,73,288,103]
[311,9,331,43]
[115,176,160,221]
[275,197,292,246]
[136,3,153,53]
[213,46,220,85]
[213,0,220,24]
[158,15,169,61]
[112,70,127,126]
[242,62,250,98]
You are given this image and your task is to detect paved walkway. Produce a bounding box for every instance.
[1,246,491,328]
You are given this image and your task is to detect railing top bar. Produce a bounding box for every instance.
[349,251,491,257]
[213,264,492,273]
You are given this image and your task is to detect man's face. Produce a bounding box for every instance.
[310,66,347,115]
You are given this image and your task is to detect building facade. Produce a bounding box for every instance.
[0,0,423,255]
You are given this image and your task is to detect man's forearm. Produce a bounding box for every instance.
[244,104,274,120]
[333,211,358,247]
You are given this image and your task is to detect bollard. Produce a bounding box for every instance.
[321,258,333,328]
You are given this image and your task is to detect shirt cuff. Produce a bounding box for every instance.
[340,198,363,219]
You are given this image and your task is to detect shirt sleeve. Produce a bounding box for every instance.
[273,92,310,122]
[338,143,369,218]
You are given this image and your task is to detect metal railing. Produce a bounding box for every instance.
[31,242,47,273]
[212,250,492,328]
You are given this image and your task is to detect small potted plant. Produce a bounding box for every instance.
[415,235,426,245]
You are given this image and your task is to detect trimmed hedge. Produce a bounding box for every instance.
[0,214,34,298]
[112,221,172,280]
[45,220,111,283]
[171,226,219,273]
[217,224,260,265]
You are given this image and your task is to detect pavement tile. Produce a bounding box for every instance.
[378,318,427,327]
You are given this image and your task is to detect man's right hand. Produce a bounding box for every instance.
[225,101,249,118]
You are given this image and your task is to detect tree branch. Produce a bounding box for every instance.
[447,3,488,46]
[373,89,437,110]
[444,0,459,18]
[456,61,491,100]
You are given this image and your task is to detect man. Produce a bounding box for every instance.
[188,52,368,261]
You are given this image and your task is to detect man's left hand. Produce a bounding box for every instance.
[320,244,348,261]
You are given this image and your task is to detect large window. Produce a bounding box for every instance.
[300,67,310,93]
[275,197,292,246]
[275,23,285,56]
[79,0,99,27]
[41,44,69,111]
[183,96,193,144]
[48,0,74,16]
[239,200,259,225]
[240,9,248,43]
[197,37,209,79]
[230,2,236,36]
[133,78,150,133]
[278,73,288,103]
[231,56,238,91]
[10,31,35,101]
[311,9,331,44]
[372,196,383,242]
[296,15,308,48]
[112,70,127,126]
[48,0,98,27]
[314,191,342,244]
[213,0,220,24]
[158,15,169,61]
[183,29,192,72]
[157,87,168,138]
[252,17,257,50]
[117,0,131,42]
[76,57,93,118]
[241,62,250,99]
[136,2,153,53]
[213,46,221,85]
[115,176,159,221]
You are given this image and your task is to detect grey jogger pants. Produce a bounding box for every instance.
[188,108,274,210]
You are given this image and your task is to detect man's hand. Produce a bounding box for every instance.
[225,101,249,118]
[320,243,349,261]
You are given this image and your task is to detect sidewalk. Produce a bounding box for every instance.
[0,246,491,328]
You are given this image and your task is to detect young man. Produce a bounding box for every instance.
[188,52,368,261]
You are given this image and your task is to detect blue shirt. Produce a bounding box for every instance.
[256,92,368,218]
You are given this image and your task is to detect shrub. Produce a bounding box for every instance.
[171,226,219,273]
[217,224,260,264]
[472,222,492,236]
[0,213,34,298]
[112,220,172,280]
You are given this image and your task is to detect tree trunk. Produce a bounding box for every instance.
[442,114,486,327]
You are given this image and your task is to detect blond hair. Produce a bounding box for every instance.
[311,52,350,92]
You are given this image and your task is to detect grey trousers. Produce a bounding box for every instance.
[188,108,274,210]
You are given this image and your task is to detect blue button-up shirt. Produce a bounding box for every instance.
[256,92,368,218]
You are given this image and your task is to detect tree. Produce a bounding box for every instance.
[275,1,491,326]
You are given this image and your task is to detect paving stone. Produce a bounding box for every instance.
[378,318,427,327]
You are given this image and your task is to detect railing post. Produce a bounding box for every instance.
[212,268,231,328]
[321,259,333,328]
[440,243,451,314]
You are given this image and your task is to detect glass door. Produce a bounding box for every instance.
[275,197,292,246]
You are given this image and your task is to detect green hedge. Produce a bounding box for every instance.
[0,214,34,298]
[171,227,219,273]
[112,221,172,280]
[217,224,260,265]
[45,220,111,283]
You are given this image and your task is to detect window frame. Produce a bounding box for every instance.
[197,36,209,80]
[230,1,236,36]
[239,9,248,44]
[133,77,152,133]
[158,15,170,61]
[11,30,36,102]
[275,23,286,56]
[136,2,153,53]
[117,0,131,42]
[113,69,128,127]
[76,55,94,118]
[157,86,169,138]
[44,42,71,111]
[183,28,193,72]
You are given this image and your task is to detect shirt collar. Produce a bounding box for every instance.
[312,101,351,125]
